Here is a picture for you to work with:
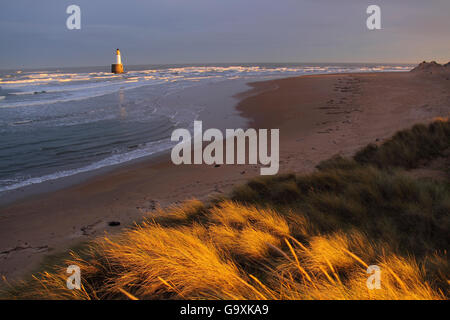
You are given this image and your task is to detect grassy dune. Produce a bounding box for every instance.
[3,120,449,300]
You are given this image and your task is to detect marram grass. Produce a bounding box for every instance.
[3,199,447,300]
[2,120,449,300]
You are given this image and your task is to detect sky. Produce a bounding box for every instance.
[1,0,449,69]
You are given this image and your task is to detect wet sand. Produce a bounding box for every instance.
[1,71,449,283]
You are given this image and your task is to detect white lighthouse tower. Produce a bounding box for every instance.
[111,48,124,74]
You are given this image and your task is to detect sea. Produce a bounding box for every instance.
[0,63,412,193]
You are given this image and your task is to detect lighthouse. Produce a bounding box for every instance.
[111,49,124,74]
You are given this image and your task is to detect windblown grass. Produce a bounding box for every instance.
[4,199,446,300]
[354,119,450,169]
[2,120,449,300]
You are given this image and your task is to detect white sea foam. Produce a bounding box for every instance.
[0,138,174,193]
[0,65,412,109]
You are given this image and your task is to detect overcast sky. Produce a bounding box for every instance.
[1,0,449,69]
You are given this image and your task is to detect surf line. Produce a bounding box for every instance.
[171,121,279,175]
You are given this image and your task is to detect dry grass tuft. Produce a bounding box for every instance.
[3,200,447,300]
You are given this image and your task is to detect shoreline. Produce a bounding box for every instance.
[1,70,449,283]
[0,78,253,208]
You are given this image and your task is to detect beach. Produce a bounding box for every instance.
[1,70,449,283]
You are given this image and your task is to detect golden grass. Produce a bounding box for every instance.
[4,200,446,300]
[3,120,449,300]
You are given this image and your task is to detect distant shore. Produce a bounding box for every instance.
[1,70,449,283]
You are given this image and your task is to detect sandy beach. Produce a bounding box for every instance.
[1,70,449,283]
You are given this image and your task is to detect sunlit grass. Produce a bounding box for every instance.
[2,120,449,300]
[4,196,447,300]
